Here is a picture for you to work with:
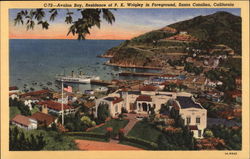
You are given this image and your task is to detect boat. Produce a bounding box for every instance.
[56,71,100,84]
[94,87,108,92]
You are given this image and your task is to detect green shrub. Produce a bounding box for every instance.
[123,136,158,150]
[66,131,106,139]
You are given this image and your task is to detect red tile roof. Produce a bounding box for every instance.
[136,95,152,102]
[21,89,50,97]
[140,85,157,91]
[9,86,18,91]
[160,74,177,78]
[226,90,242,98]
[188,125,198,130]
[11,114,35,127]
[30,112,56,126]
[9,92,18,96]
[112,97,124,104]
[38,100,74,111]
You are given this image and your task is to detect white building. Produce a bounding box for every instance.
[11,114,37,130]
[94,87,207,138]
[9,93,19,100]
[95,96,124,117]
[174,95,207,138]
[23,99,39,110]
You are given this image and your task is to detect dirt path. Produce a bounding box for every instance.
[75,139,143,150]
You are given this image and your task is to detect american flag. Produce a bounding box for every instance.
[63,84,72,93]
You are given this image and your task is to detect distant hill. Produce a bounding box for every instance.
[168,11,241,54]
[104,11,241,68]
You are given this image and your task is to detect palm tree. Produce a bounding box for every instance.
[14,9,116,40]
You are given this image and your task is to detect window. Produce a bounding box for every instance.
[115,105,118,112]
[198,130,202,137]
[186,117,191,125]
[196,117,200,124]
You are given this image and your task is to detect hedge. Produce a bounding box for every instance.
[66,132,106,139]
[123,136,158,150]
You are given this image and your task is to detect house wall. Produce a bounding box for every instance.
[109,102,123,117]
[28,119,38,130]
[179,108,207,138]
[10,94,19,100]
[11,122,29,130]
[152,95,172,113]
[95,97,124,117]
[11,120,37,130]
[122,93,139,111]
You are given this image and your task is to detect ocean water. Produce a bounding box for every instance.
[10,39,159,92]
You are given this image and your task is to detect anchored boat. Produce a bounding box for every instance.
[56,71,100,84]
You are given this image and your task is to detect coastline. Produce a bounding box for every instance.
[97,54,114,58]
[104,61,162,70]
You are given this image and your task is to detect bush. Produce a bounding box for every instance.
[66,132,106,139]
[9,127,46,150]
[97,103,110,123]
[203,129,214,138]
[105,127,113,141]
[118,128,125,141]
[123,136,158,150]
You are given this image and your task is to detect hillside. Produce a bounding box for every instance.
[168,11,241,54]
[103,11,241,68]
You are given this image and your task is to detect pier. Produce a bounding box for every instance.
[118,71,162,77]
[90,80,113,86]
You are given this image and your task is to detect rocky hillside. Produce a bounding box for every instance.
[168,11,241,54]
[103,11,241,68]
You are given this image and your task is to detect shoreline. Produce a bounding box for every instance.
[104,61,162,70]
[97,54,114,58]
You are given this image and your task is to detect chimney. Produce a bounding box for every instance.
[71,71,74,77]
[42,104,48,114]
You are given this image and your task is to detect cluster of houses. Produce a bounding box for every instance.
[9,87,78,130]
[9,72,241,138]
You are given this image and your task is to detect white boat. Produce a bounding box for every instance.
[95,87,108,92]
[56,75,100,84]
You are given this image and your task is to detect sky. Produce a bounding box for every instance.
[9,8,240,40]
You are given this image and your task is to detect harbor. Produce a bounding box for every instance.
[118,71,163,77]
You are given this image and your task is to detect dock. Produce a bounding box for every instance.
[118,71,162,77]
[90,80,113,86]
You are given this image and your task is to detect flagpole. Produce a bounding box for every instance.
[61,80,64,126]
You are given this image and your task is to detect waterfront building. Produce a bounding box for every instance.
[9,86,20,94]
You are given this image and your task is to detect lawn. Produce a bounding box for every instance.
[127,121,163,143]
[31,106,40,114]
[9,106,21,119]
[90,119,129,136]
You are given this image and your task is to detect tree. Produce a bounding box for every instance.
[157,134,169,150]
[14,9,116,40]
[9,127,46,150]
[97,103,110,123]
[203,129,214,138]
[81,116,96,128]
